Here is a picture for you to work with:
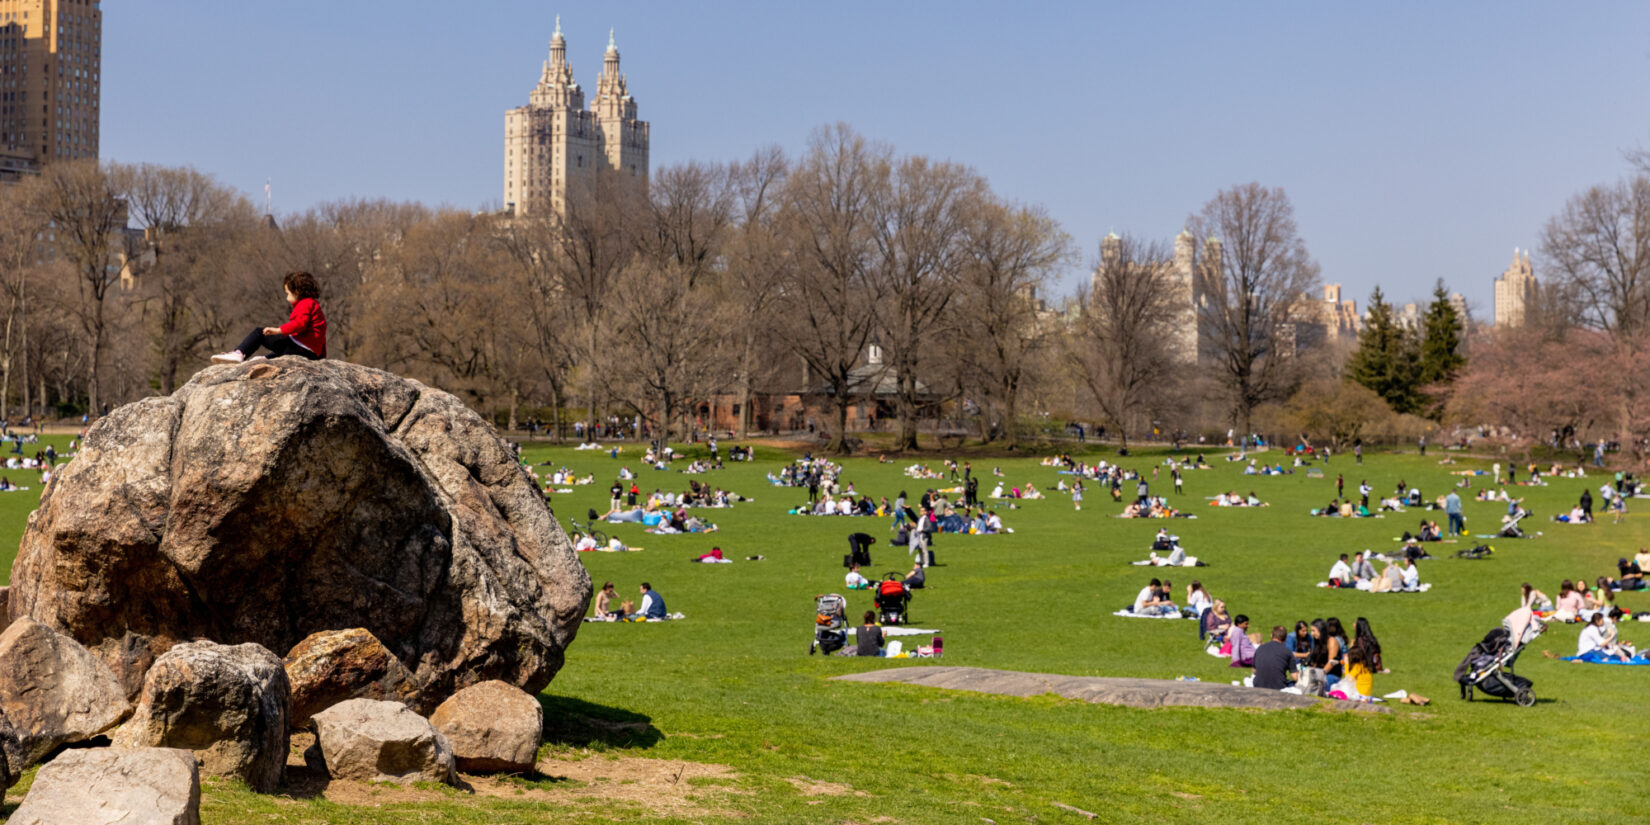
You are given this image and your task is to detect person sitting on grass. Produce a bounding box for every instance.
[1331,643,1377,701]
[1575,611,1634,662]
[1328,554,1353,587]
[845,563,871,590]
[903,561,926,590]
[1287,620,1316,665]
[1617,558,1646,591]
[1133,578,1178,616]
[1553,580,1585,622]
[626,582,667,621]
[1520,582,1554,614]
[855,611,885,657]
[592,581,621,620]
[211,271,328,364]
[1252,625,1294,689]
[1228,614,1258,667]
[1203,600,1232,643]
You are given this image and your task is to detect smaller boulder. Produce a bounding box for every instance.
[113,641,289,793]
[312,698,455,785]
[9,746,201,825]
[284,628,423,726]
[429,680,543,773]
[0,617,131,769]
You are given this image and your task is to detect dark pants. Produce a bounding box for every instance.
[1448,512,1464,535]
[235,329,320,360]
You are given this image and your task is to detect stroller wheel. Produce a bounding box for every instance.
[809,642,816,656]
[1515,688,1536,708]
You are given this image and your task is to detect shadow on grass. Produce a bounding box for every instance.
[539,694,662,750]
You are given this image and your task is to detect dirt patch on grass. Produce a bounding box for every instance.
[280,733,743,818]
[787,775,868,796]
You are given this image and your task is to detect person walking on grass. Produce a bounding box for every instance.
[212,272,327,364]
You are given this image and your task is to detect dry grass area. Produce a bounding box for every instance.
[277,732,747,820]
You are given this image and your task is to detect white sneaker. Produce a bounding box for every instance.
[210,351,244,364]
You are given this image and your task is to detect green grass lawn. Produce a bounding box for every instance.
[6,439,1648,823]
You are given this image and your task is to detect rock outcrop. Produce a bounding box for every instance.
[0,617,131,770]
[113,641,290,793]
[429,680,543,773]
[0,585,10,635]
[312,698,456,785]
[9,747,201,825]
[8,359,591,706]
[284,627,424,725]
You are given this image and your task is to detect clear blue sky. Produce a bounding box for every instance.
[106,1,1650,316]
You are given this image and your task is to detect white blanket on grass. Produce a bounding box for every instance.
[847,627,941,638]
[1314,581,1432,593]
[1112,609,1188,620]
[1131,556,1202,567]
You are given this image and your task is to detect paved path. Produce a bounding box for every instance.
[833,666,1390,713]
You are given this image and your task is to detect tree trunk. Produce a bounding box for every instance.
[1003,377,1020,451]
[829,396,850,454]
[508,388,519,432]
[548,380,564,442]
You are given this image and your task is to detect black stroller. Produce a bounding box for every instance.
[1453,618,1542,707]
[874,579,910,625]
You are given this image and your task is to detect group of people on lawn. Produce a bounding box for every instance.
[591,581,669,622]
[1326,551,1423,592]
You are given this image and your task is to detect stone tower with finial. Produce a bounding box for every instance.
[504,17,651,217]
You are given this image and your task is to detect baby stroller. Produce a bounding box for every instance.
[810,593,847,655]
[1453,614,1542,707]
[875,579,911,625]
[1499,508,1531,539]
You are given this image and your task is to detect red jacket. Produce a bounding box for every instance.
[278,297,327,358]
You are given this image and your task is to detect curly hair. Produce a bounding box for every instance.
[282,271,321,300]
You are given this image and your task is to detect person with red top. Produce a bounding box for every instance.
[211,272,328,364]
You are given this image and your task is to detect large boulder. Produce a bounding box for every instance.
[113,640,289,793]
[311,698,456,785]
[285,627,424,725]
[0,617,131,770]
[9,747,201,825]
[8,359,591,706]
[429,680,543,773]
[0,585,10,635]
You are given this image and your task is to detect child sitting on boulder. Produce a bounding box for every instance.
[212,271,328,364]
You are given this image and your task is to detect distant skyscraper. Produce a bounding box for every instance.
[0,0,101,180]
[1090,230,1204,363]
[504,19,649,217]
[1493,249,1536,328]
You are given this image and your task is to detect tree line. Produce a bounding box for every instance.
[1,125,1640,457]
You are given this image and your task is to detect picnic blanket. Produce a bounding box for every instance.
[1562,651,1650,665]
[583,612,686,623]
[1112,609,1188,620]
[1315,581,1432,593]
[848,627,941,638]
[1131,556,1204,567]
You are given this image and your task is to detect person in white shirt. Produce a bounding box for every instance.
[1401,558,1421,591]
[1328,554,1353,586]
[1133,578,1177,616]
[845,564,870,590]
[1185,581,1212,616]
[1576,612,1625,660]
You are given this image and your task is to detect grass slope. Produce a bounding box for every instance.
[6,440,1647,823]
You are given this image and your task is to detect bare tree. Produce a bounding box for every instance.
[952,199,1071,449]
[1540,173,1650,457]
[0,183,47,419]
[1187,183,1321,437]
[776,124,887,453]
[496,214,578,439]
[725,146,789,437]
[28,160,129,415]
[869,155,983,450]
[1067,235,1183,450]
[115,163,264,393]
